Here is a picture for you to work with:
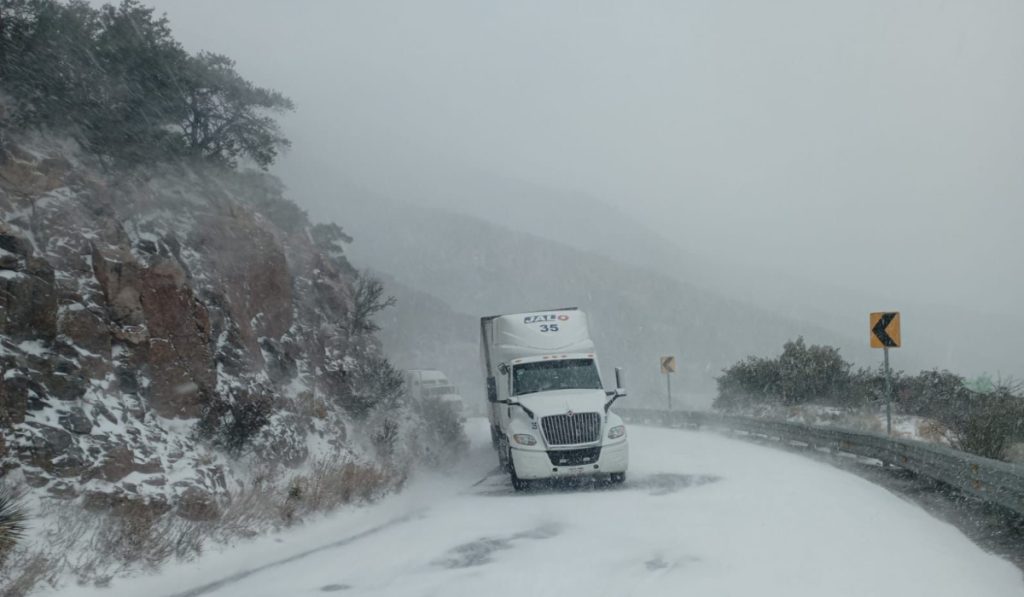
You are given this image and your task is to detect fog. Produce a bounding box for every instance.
[139,0,1024,380]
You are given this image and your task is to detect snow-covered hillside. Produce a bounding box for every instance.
[0,133,465,590]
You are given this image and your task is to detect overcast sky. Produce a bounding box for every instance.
[139,0,1024,319]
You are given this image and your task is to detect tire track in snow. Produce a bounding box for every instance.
[162,511,423,597]
[162,466,505,597]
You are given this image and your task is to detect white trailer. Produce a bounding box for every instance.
[480,307,628,490]
[404,369,465,419]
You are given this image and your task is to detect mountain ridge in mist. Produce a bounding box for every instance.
[329,167,1024,382]
[332,189,885,409]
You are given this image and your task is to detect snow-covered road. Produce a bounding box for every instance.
[65,419,1024,597]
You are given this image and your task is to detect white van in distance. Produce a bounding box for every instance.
[480,307,628,490]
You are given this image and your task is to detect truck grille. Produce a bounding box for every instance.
[541,412,601,446]
[548,447,602,467]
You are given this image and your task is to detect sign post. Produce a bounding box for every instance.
[660,356,676,410]
[869,312,901,435]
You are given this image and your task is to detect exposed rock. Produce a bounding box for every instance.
[0,222,34,257]
[47,481,78,499]
[59,407,93,435]
[175,486,220,521]
[111,324,148,345]
[114,366,140,395]
[92,402,118,425]
[192,213,293,360]
[43,370,88,401]
[95,445,136,483]
[50,448,90,477]
[0,255,58,341]
[135,457,163,475]
[21,423,89,477]
[260,337,298,384]
[91,244,145,326]
[0,136,381,527]
[77,354,112,383]
[139,257,214,418]
[0,372,37,425]
[0,147,47,191]
[0,250,22,269]
[0,151,72,195]
[120,394,148,422]
[23,468,49,488]
[81,490,171,516]
[58,306,112,361]
[24,422,72,454]
[81,490,125,512]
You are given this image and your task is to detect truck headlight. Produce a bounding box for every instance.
[513,434,537,446]
[607,425,626,439]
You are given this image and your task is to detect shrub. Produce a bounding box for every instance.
[347,273,397,337]
[949,381,1024,460]
[714,337,852,409]
[715,340,1024,461]
[343,353,404,419]
[197,387,274,455]
[410,398,470,469]
[0,0,293,168]
[0,484,27,565]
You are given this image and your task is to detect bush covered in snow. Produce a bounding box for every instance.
[715,339,1024,460]
[715,337,855,409]
[0,0,294,169]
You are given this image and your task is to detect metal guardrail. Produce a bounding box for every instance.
[616,408,1024,517]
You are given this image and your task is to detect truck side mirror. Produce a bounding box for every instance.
[614,367,626,397]
[487,376,498,402]
[497,362,509,376]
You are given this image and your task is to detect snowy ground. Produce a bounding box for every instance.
[50,418,1024,597]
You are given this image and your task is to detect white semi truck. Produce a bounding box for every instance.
[403,369,465,419]
[480,307,628,490]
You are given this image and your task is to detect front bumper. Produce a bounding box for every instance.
[511,439,628,480]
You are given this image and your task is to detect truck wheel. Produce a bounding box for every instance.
[509,451,530,492]
[490,426,500,450]
[497,438,510,472]
[609,472,626,485]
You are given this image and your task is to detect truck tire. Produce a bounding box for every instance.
[498,437,510,472]
[490,425,500,450]
[509,450,530,492]
[609,472,626,485]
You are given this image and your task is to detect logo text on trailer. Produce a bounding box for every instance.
[523,313,570,324]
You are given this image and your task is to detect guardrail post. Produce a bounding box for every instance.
[884,346,893,437]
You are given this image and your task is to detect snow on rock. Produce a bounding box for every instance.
[0,133,404,522]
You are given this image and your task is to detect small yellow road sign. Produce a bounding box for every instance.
[660,355,676,374]
[870,312,901,348]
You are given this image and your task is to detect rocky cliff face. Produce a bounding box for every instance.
[0,134,384,517]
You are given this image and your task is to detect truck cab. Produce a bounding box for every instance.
[480,308,628,490]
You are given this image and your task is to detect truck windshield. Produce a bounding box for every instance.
[512,359,602,396]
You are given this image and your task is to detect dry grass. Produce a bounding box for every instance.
[1,552,51,597]
[286,459,398,517]
[0,456,402,595]
[917,419,952,444]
